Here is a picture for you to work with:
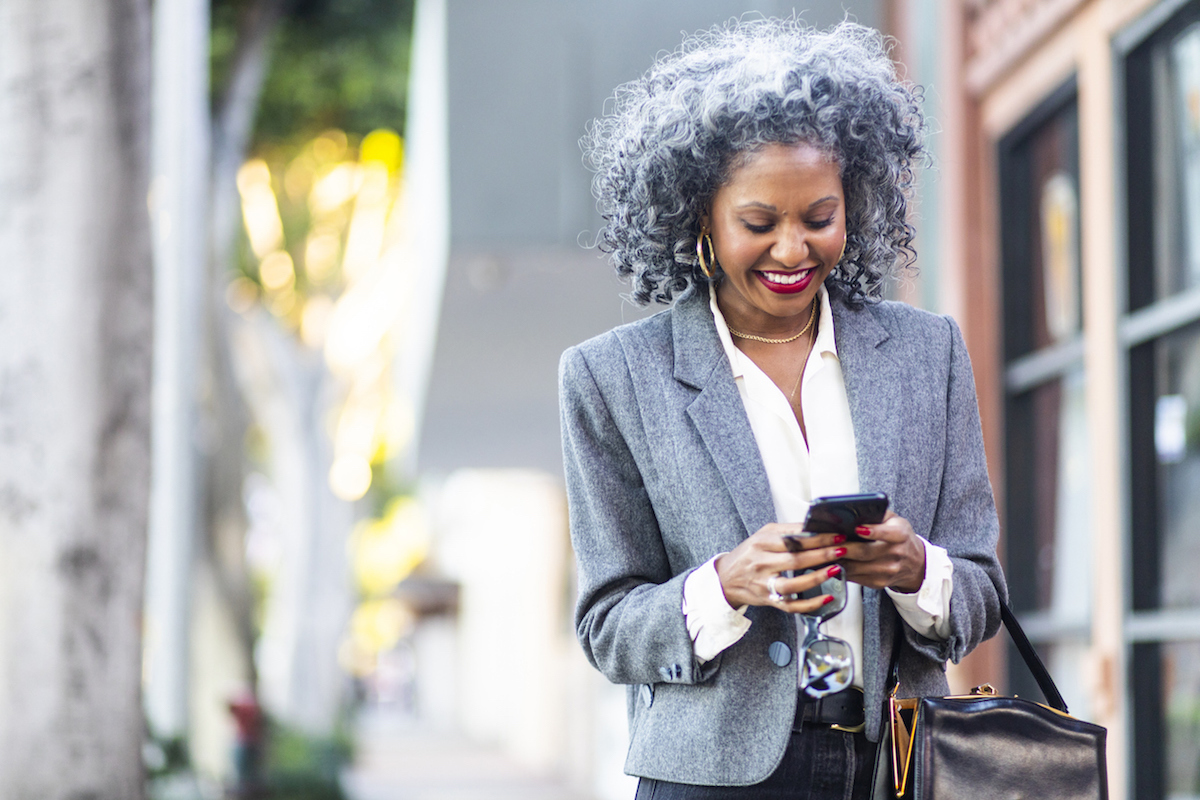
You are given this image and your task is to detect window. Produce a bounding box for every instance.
[998,82,1092,717]
[1124,3,1200,797]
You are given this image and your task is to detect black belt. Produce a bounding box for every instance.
[793,687,865,732]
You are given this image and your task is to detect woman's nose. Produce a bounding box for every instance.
[771,225,809,267]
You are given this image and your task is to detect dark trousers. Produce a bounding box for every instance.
[633,726,875,800]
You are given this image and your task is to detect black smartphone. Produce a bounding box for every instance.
[781,492,889,551]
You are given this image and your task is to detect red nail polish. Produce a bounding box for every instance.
[833,534,847,544]
[822,594,834,604]
[834,547,848,558]
[827,565,842,578]
[855,526,871,537]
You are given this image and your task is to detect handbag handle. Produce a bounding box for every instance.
[999,600,1068,713]
[885,599,1069,714]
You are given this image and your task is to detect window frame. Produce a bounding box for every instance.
[996,79,1100,720]
[1117,2,1200,796]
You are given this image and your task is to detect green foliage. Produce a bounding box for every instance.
[208,0,247,102]
[212,0,415,155]
[257,0,413,147]
[144,731,191,780]
[261,717,355,800]
[145,716,357,799]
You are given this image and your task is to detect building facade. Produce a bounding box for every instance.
[888,1,1200,796]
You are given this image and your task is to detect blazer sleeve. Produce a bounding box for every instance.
[558,344,703,687]
[904,315,1008,665]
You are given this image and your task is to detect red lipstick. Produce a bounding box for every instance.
[755,269,814,294]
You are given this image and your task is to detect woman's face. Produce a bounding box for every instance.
[704,141,845,331]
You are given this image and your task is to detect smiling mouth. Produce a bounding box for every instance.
[759,269,813,285]
[755,268,816,294]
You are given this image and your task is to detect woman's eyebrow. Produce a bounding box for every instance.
[735,201,778,212]
[734,196,840,212]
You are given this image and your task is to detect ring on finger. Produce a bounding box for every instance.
[767,574,784,603]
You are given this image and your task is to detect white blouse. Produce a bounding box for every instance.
[682,284,954,688]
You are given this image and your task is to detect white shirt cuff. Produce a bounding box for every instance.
[682,555,752,663]
[885,537,954,641]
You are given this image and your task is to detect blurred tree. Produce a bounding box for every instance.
[0,1,153,798]
[187,0,414,765]
[219,0,413,149]
[211,0,413,164]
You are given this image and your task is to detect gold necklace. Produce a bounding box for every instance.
[727,296,819,344]
[789,312,820,401]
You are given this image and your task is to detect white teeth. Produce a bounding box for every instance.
[761,270,810,285]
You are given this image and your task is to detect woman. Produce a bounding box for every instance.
[559,19,1006,799]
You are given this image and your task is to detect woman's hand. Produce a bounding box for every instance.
[839,511,926,593]
[714,523,849,614]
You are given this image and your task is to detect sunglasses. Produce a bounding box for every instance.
[791,563,854,698]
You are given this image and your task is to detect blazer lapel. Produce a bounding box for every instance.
[672,288,776,542]
[831,294,904,708]
[832,297,902,501]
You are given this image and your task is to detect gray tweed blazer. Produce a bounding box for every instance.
[558,283,1007,786]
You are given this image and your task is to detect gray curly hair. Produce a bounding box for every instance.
[582,18,925,306]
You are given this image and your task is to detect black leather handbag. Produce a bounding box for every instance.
[882,602,1108,799]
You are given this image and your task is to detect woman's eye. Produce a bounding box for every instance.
[809,217,836,229]
[743,222,773,234]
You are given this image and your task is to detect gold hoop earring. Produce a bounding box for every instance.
[837,233,848,265]
[697,232,717,279]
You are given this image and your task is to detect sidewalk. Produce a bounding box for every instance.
[341,709,598,800]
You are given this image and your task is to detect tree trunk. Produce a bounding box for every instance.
[0,1,153,797]
[229,315,353,733]
[143,0,211,744]
[203,0,288,670]
[210,0,286,276]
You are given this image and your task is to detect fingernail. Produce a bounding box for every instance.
[833,534,847,544]
[827,565,842,578]
[834,547,848,558]
[855,526,871,537]
[822,595,835,605]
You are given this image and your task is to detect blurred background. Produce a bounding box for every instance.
[2,0,1200,798]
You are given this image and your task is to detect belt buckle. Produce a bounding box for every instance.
[830,686,865,733]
